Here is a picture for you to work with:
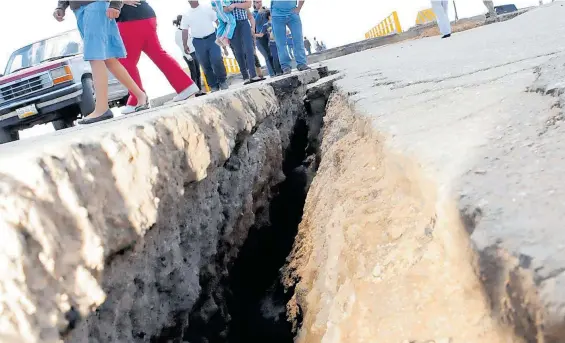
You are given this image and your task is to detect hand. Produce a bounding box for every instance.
[123,0,141,6]
[184,45,191,54]
[106,8,121,19]
[53,8,65,22]
[292,7,301,14]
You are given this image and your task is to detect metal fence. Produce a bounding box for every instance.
[364,11,403,39]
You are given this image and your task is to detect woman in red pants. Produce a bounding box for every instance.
[118,1,200,114]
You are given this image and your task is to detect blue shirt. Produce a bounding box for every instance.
[271,0,297,17]
[230,0,249,21]
[262,22,277,46]
[253,10,267,33]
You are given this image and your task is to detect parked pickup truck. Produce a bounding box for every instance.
[0,29,129,144]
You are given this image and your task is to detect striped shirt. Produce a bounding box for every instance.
[230,0,249,21]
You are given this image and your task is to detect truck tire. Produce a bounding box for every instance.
[52,117,75,131]
[79,76,95,117]
[0,128,19,144]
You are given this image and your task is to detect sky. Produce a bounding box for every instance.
[0,0,544,99]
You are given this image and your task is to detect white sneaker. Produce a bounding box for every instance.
[121,105,136,115]
[171,83,200,102]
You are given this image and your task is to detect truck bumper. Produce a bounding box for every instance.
[0,83,83,128]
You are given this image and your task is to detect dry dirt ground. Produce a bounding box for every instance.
[284,93,528,343]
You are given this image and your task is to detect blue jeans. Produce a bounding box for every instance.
[272,13,307,70]
[231,20,257,80]
[269,44,283,75]
[192,33,227,89]
[256,36,275,76]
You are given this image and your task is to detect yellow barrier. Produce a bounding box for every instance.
[185,57,240,93]
[365,11,402,39]
[415,8,436,25]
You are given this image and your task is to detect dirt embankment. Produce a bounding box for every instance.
[283,93,524,342]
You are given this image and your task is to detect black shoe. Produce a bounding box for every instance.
[78,109,113,125]
[249,76,266,83]
[441,34,451,39]
[297,64,311,71]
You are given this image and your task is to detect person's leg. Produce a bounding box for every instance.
[207,35,228,88]
[272,16,291,71]
[483,0,497,18]
[236,20,258,79]
[80,1,145,121]
[288,13,308,67]
[431,1,451,36]
[193,37,218,89]
[190,52,203,90]
[270,44,282,74]
[105,59,147,106]
[257,38,275,76]
[230,23,250,80]
[117,20,144,107]
[142,18,195,96]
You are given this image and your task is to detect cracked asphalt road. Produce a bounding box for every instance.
[325,2,565,333]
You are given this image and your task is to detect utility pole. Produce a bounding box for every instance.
[453,0,459,21]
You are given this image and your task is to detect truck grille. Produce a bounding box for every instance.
[0,74,52,102]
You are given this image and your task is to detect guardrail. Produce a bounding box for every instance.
[415,8,436,25]
[185,57,240,93]
[365,11,402,39]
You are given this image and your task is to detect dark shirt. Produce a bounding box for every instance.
[117,1,156,22]
[304,39,311,49]
[253,9,267,33]
[262,22,276,46]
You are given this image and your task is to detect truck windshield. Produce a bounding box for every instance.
[4,30,83,75]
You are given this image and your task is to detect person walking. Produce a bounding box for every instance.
[225,0,264,84]
[304,36,312,55]
[174,15,203,94]
[431,0,452,38]
[261,10,282,75]
[54,1,149,125]
[484,0,498,20]
[270,0,309,73]
[117,1,199,114]
[181,0,228,92]
[253,0,276,77]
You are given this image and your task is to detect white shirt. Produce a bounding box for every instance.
[175,28,195,59]
[180,5,217,39]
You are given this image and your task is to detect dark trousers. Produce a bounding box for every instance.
[231,20,257,80]
[256,36,275,76]
[183,52,202,91]
[306,46,312,55]
[269,44,282,75]
[192,33,227,89]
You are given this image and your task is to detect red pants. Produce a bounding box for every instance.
[118,17,194,106]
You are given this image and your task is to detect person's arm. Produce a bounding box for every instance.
[182,29,191,54]
[247,9,256,35]
[56,1,69,10]
[109,1,124,10]
[227,0,251,11]
[180,14,191,53]
[255,23,266,37]
[54,1,68,21]
[293,0,305,13]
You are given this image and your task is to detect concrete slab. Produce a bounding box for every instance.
[320,2,565,337]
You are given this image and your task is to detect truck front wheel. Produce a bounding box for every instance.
[79,76,95,117]
[0,128,19,144]
[52,117,75,131]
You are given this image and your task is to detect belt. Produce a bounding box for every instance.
[193,32,216,40]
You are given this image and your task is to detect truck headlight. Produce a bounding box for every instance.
[50,65,73,84]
